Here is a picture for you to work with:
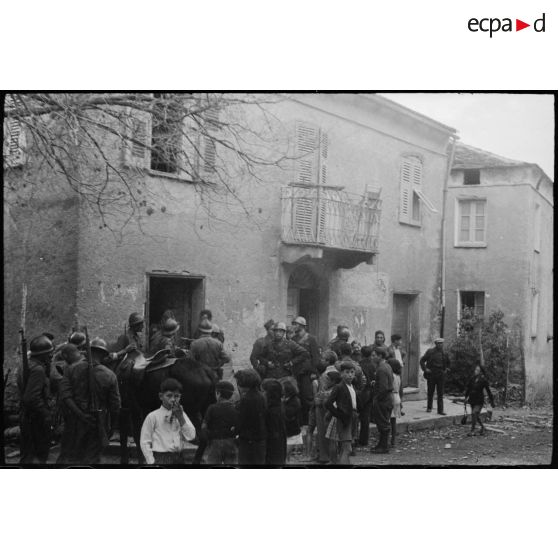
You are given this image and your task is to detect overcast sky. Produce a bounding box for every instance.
[382,93,554,180]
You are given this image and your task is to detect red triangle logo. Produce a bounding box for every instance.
[516,19,530,31]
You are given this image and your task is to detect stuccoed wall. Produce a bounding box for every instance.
[5,95,453,391]
[446,166,553,404]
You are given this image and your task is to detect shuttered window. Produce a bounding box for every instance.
[295,121,328,185]
[399,156,436,225]
[123,108,152,169]
[3,95,26,168]
[292,122,329,242]
[200,105,220,177]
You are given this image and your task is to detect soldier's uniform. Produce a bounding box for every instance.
[58,340,121,464]
[259,337,309,381]
[18,336,54,464]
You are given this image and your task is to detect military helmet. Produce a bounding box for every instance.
[128,312,144,326]
[198,318,213,334]
[292,316,307,327]
[68,331,86,348]
[162,318,180,336]
[90,337,109,356]
[29,335,55,357]
[273,322,287,331]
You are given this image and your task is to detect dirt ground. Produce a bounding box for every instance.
[3,405,553,467]
[290,405,554,467]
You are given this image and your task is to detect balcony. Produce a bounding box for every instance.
[281,184,381,268]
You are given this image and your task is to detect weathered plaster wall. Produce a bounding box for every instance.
[5,95,453,391]
[446,167,553,404]
[524,181,553,404]
[3,165,80,370]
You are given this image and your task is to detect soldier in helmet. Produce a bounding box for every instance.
[68,331,87,352]
[149,317,181,355]
[17,335,55,464]
[58,337,121,464]
[193,309,225,343]
[258,322,309,384]
[109,312,145,361]
[249,319,275,373]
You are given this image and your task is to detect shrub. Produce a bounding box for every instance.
[446,308,523,401]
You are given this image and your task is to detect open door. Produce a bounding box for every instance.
[146,273,205,351]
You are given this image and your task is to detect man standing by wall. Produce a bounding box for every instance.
[420,338,451,415]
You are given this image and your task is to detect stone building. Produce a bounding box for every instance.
[4,93,457,399]
[445,143,554,404]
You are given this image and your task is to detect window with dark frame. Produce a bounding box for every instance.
[463,169,481,185]
[150,93,180,174]
[460,291,485,319]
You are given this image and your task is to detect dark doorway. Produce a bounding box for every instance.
[146,274,205,351]
[287,265,325,342]
[392,293,419,388]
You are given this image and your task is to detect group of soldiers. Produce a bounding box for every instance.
[16,308,229,465]
[15,306,452,465]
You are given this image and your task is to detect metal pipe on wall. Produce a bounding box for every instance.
[440,135,458,338]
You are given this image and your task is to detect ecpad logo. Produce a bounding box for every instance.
[468,13,546,37]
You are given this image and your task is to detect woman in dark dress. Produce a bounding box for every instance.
[262,379,287,466]
[465,363,495,436]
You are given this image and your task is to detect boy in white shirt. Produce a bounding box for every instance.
[140,378,196,465]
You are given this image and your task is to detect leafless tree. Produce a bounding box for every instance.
[3,93,291,237]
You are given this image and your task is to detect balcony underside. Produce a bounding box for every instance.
[280,243,376,269]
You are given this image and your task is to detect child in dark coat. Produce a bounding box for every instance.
[235,369,267,465]
[201,380,239,465]
[283,379,302,463]
[262,379,287,465]
[465,363,495,436]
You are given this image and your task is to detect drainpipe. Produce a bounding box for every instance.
[440,135,457,338]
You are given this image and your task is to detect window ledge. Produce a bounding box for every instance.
[454,242,487,248]
[147,169,194,183]
[399,220,422,229]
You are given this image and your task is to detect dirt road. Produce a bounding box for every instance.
[292,406,553,467]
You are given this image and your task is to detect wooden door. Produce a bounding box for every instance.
[392,294,419,388]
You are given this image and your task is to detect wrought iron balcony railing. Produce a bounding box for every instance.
[281,184,381,253]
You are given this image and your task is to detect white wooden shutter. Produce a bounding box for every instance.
[319,129,328,185]
[296,122,319,184]
[399,159,412,223]
[3,95,26,168]
[124,109,152,168]
[293,193,315,243]
[201,105,219,178]
[400,156,426,223]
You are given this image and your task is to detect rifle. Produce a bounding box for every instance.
[83,326,109,448]
[19,328,30,390]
